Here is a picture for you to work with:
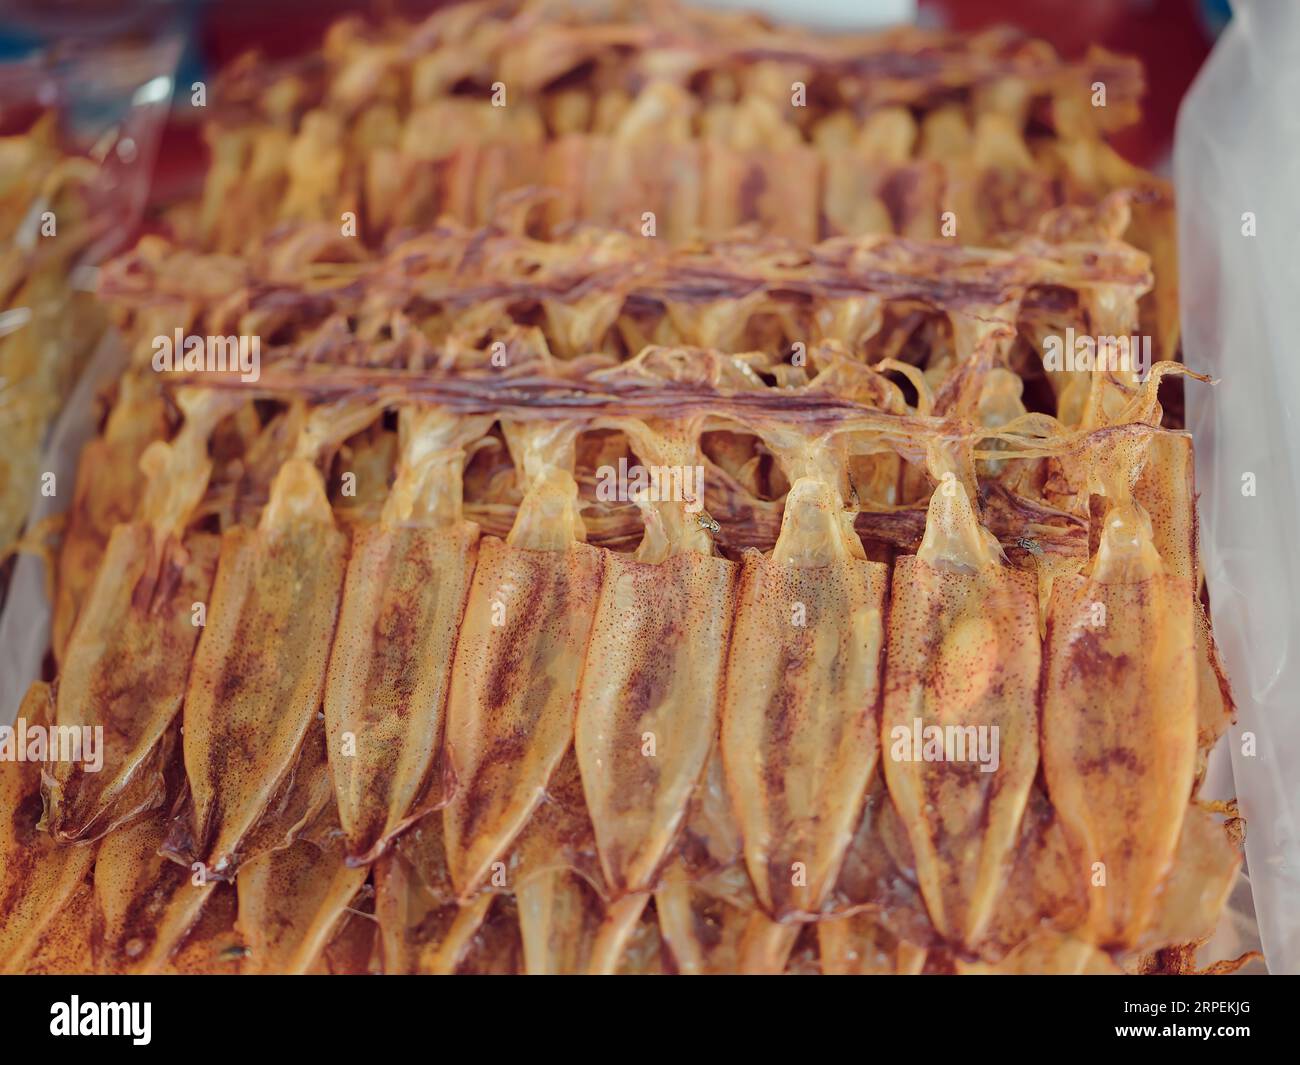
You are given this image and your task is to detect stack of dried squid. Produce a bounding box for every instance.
[3,233,1240,976]
[186,0,1176,353]
[0,1,1242,976]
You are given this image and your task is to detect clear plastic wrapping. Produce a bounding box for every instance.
[1175,0,1300,975]
[0,18,182,561]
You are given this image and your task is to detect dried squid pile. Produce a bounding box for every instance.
[0,0,1242,976]
[188,0,1177,355]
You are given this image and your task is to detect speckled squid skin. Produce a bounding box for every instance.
[11,882,96,975]
[182,458,348,880]
[235,828,368,975]
[1133,431,1235,783]
[163,886,243,975]
[575,550,737,897]
[0,684,97,973]
[1041,541,1197,950]
[51,375,168,667]
[515,871,647,976]
[91,719,333,975]
[44,529,219,844]
[442,538,605,899]
[325,522,480,863]
[882,556,1040,950]
[654,864,757,975]
[45,390,242,845]
[720,552,888,920]
[817,912,927,975]
[92,810,216,975]
[373,814,493,975]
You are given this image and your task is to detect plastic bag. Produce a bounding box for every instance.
[0,16,182,717]
[1176,0,1300,975]
[0,18,183,562]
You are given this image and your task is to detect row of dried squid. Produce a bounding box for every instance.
[1,339,1240,973]
[185,0,1174,362]
[0,0,1176,568]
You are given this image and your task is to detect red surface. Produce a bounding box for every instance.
[152,0,445,209]
[922,0,1214,167]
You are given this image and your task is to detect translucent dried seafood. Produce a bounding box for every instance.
[882,448,1039,950]
[181,0,1174,364]
[1041,457,1199,950]
[0,684,97,974]
[5,342,1240,975]
[0,1,1243,977]
[324,407,492,863]
[441,420,604,898]
[49,373,169,664]
[193,0,1153,249]
[169,402,380,880]
[42,391,237,844]
[575,416,735,899]
[719,412,887,922]
[97,206,1153,394]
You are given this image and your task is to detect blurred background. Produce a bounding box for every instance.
[0,0,1234,204]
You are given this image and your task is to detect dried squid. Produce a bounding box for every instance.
[324,408,492,863]
[174,402,380,879]
[1040,446,1198,950]
[441,421,605,898]
[575,416,736,898]
[719,416,888,922]
[881,449,1040,950]
[43,390,234,843]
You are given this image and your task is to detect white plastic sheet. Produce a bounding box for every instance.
[698,0,915,30]
[0,21,182,668]
[1176,0,1300,975]
[0,333,126,721]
